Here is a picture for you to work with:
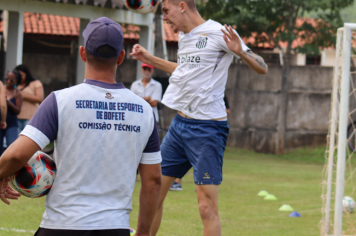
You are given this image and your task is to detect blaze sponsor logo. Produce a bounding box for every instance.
[177,55,202,69]
[105,93,114,99]
[178,55,201,64]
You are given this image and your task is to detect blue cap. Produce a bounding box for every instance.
[82,17,124,58]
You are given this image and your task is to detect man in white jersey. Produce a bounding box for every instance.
[130,1,268,235]
[0,17,162,236]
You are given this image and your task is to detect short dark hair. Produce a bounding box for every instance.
[165,0,196,9]
[85,45,120,68]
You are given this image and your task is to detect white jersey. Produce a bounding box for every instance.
[161,20,250,120]
[21,79,161,230]
[130,78,162,122]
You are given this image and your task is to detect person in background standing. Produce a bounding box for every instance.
[130,63,162,123]
[1,70,22,154]
[0,81,7,130]
[224,94,230,116]
[15,65,44,133]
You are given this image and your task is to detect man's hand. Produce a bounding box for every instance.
[0,177,21,205]
[221,24,244,56]
[222,24,268,74]
[0,121,7,130]
[143,96,152,102]
[130,44,154,65]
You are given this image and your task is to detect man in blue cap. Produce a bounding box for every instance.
[0,17,162,236]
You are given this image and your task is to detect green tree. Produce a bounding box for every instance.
[197,0,354,154]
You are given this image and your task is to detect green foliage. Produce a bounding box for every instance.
[340,1,356,23]
[197,0,354,56]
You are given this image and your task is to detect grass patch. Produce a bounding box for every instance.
[0,147,331,235]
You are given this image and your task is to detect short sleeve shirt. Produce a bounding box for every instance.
[161,20,250,120]
[130,78,162,122]
[20,79,161,230]
[18,80,43,120]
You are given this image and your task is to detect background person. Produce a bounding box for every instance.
[0,81,7,130]
[1,70,22,155]
[130,63,162,123]
[15,64,44,133]
[170,178,182,191]
[224,94,230,116]
[0,17,161,236]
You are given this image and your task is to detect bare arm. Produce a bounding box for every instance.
[0,82,7,124]
[0,136,40,205]
[22,82,44,103]
[239,50,268,74]
[130,44,178,74]
[222,25,268,74]
[136,163,161,236]
[7,90,22,115]
[143,97,159,108]
[0,136,40,180]
[148,100,159,107]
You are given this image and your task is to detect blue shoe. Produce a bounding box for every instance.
[170,181,183,191]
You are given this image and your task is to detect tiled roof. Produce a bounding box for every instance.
[163,22,179,42]
[0,13,174,42]
[23,13,80,36]
[30,0,125,9]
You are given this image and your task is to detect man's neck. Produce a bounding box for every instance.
[141,77,151,88]
[182,11,206,34]
[84,66,117,84]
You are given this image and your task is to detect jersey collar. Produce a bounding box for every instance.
[139,78,154,87]
[84,79,126,89]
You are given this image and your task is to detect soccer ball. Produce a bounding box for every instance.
[343,196,355,213]
[9,151,56,198]
[130,228,136,235]
[125,0,159,14]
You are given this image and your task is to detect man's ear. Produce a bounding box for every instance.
[117,50,126,65]
[79,46,87,62]
[180,2,187,13]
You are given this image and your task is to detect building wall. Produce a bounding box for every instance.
[227,65,332,152]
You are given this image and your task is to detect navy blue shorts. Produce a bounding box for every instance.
[161,115,229,185]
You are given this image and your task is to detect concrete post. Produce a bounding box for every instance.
[76,19,90,85]
[4,11,24,72]
[136,23,155,81]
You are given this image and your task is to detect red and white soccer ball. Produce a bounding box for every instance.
[9,151,56,198]
[125,0,159,14]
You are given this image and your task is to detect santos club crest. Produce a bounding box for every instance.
[196,36,208,49]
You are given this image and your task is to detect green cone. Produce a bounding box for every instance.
[264,194,277,200]
[279,204,294,212]
[257,190,269,197]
